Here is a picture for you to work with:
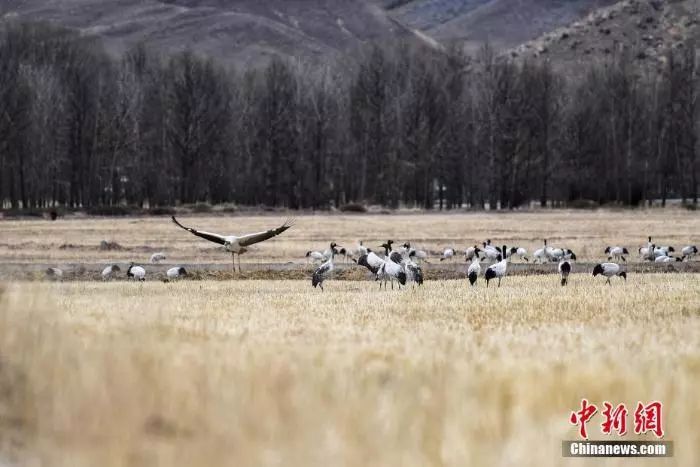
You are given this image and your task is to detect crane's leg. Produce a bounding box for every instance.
[498,277,501,288]
[238,254,242,273]
[231,252,236,272]
[486,279,490,288]
[606,277,611,285]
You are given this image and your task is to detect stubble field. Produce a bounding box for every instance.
[0,210,699,466]
[1,209,699,265]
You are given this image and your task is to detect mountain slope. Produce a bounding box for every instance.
[5,0,695,70]
[2,0,412,67]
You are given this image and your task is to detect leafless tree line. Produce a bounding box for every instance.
[0,21,697,210]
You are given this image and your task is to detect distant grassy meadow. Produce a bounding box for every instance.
[1,209,699,264]
[0,210,699,466]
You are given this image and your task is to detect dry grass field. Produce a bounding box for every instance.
[0,210,699,466]
[1,209,699,265]
[0,277,699,466]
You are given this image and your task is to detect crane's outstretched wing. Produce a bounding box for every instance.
[171,216,227,245]
[238,218,295,247]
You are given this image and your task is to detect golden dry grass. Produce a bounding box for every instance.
[1,209,699,264]
[1,274,699,466]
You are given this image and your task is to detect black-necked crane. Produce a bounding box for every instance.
[101,264,120,281]
[547,244,577,262]
[650,235,674,255]
[484,239,499,251]
[171,216,293,272]
[605,246,629,262]
[312,243,341,291]
[639,239,656,261]
[592,263,626,285]
[166,266,188,280]
[375,241,407,289]
[467,256,481,286]
[682,245,698,261]
[558,259,571,286]
[563,249,577,261]
[306,243,337,263]
[150,252,167,263]
[45,267,63,281]
[306,250,326,263]
[532,239,549,263]
[402,255,423,288]
[482,242,501,263]
[355,248,384,279]
[644,236,675,259]
[638,236,653,260]
[127,263,146,281]
[654,255,681,263]
[402,242,428,262]
[355,241,368,258]
[654,245,675,257]
[507,247,528,262]
[484,245,508,287]
[440,247,456,262]
[378,252,407,290]
[465,245,481,261]
[532,247,546,263]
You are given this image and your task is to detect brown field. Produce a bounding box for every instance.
[1,209,699,265]
[0,210,699,466]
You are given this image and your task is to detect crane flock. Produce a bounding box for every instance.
[40,217,696,290]
[308,235,696,291]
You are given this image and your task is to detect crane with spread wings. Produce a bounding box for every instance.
[171,216,294,272]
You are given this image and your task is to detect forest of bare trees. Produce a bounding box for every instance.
[0,21,697,211]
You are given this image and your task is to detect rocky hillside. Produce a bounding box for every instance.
[385,0,618,52]
[511,0,700,71]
